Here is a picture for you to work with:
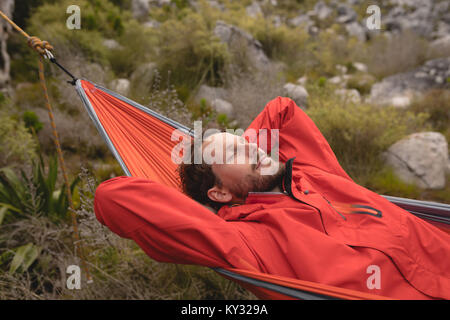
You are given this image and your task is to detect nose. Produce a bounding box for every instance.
[234,138,258,164]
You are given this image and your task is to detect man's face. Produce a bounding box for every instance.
[202,132,284,203]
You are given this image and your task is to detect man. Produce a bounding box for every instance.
[94,97,450,299]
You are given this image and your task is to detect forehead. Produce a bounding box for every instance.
[202,132,237,148]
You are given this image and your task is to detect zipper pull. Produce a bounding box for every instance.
[322,196,347,221]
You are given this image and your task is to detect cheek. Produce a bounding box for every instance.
[217,165,254,183]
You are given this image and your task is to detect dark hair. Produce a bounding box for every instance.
[177,133,225,211]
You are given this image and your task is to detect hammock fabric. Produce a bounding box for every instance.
[76,79,450,300]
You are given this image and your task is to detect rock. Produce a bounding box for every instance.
[214,20,271,72]
[211,98,233,117]
[313,1,333,21]
[289,14,312,27]
[336,4,357,24]
[296,76,308,86]
[209,0,225,11]
[246,2,263,18]
[429,35,450,57]
[328,75,351,87]
[390,94,412,108]
[194,84,228,106]
[352,62,368,73]
[383,132,448,189]
[382,1,446,40]
[110,79,131,96]
[283,83,308,108]
[143,19,161,28]
[103,39,121,50]
[131,0,150,20]
[336,64,348,75]
[334,89,361,104]
[345,21,366,41]
[130,62,157,95]
[369,57,450,108]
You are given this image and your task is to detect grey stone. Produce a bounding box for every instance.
[110,79,131,96]
[345,22,366,42]
[194,84,228,106]
[130,62,157,94]
[211,98,233,117]
[246,2,263,18]
[369,57,450,108]
[214,20,271,72]
[334,88,361,104]
[283,83,308,108]
[383,132,448,189]
[314,1,333,21]
[352,62,368,73]
[103,39,121,50]
[336,4,357,24]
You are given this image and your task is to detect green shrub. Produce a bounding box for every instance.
[0,153,80,224]
[0,107,37,168]
[409,89,450,141]
[22,111,43,134]
[357,31,429,79]
[26,0,133,68]
[366,165,421,199]
[150,9,230,91]
[106,20,155,77]
[346,73,376,95]
[306,85,430,182]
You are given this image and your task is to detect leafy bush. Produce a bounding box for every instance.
[0,105,37,168]
[25,0,134,72]
[357,31,429,79]
[150,8,230,91]
[305,84,430,183]
[0,153,79,224]
[22,111,44,134]
[409,89,450,143]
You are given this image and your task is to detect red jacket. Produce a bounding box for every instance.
[94,97,450,299]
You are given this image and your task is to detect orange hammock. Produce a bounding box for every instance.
[76,79,450,300]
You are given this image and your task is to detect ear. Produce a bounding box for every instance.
[207,185,233,203]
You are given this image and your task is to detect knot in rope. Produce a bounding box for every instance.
[27,36,54,59]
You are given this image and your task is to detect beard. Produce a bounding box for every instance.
[229,162,286,200]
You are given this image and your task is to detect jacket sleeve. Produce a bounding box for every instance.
[244,96,353,181]
[93,176,259,270]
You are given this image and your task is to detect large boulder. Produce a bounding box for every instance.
[110,79,131,96]
[194,84,228,106]
[283,83,308,108]
[369,57,450,108]
[312,1,333,21]
[336,3,357,24]
[130,62,157,96]
[214,21,271,72]
[382,0,449,40]
[383,132,449,189]
[211,98,233,117]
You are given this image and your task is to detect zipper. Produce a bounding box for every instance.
[321,195,347,221]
